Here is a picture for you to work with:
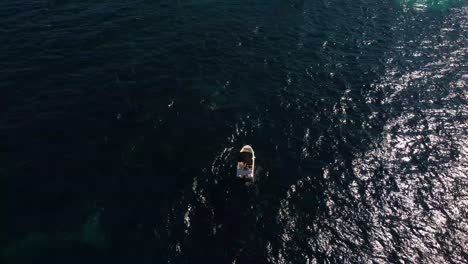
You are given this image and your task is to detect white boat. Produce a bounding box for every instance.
[236,145,255,181]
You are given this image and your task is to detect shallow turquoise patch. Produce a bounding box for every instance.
[1,209,106,262]
[81,209,107,250]
[396,0,464,11]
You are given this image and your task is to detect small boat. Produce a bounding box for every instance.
[236,145,255,181]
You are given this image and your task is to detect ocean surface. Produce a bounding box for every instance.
[1,0,467,263]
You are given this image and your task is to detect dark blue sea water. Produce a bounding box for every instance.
[1,0,467,263]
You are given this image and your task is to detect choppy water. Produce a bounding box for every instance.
[1,0,467,263]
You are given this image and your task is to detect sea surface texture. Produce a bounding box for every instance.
[1,0,467,263]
